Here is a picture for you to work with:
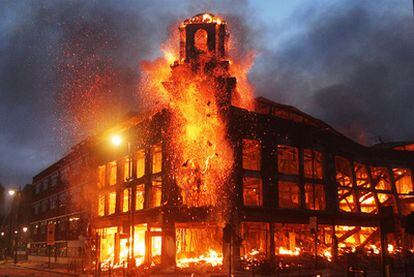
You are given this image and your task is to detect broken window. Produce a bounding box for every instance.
[243,176,262,206]
[335,156,353,187]
[377,193,398,213]
[357,190,378,214]
[108,192,116,215]
[303,149,323,179]
[305,183,326,210]
[242,139,261,171]
[277,145,299,175]
[278,180,301,208]
[97,165,106,188]
[50,195,57,210]
[108,161,117,186]
[393,168,413,194]
[133,224,147,266]
[241,222,269,263]
[123,157,131,181]
[354,163,371,188]
[151,144,162,174]
[176,224,223,268]
[335,226,379,255]
[194,28,209,53]
[398,195,414,216]
[150,179,162,208]
[135,184,145,210]
[98,194,105,216]
[98,226,117,267]
[122,188,129,213]
[370,166,391,190]
[136,149,145,178]
[338,188,357,212]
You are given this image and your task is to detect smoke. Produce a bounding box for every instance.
[0,0,258,185]
[252,1,414,144]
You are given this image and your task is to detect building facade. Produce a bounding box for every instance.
[28,13,414,273]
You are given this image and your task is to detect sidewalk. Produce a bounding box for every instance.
[0,259,91,276]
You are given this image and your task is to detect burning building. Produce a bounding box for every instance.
[28,13,414,274]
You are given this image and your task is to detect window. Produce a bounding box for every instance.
[241,222,269,259]
[358,190,377,214]
[377,193,397,213]
[242,139,261,171]
[34,203,40,215]
[393,168,413,194]
[150,179,162,207]
[35,183,41,194]
[243,176,262,206]
[354,163,371,188]
[303,149,323,179]
[122,188,129,213]
[136,149,145,178]
[68,217,80,234]
[304,183,325,210]
[335,156,353,187]
[50,195,57,210]
[135,184,145,210]
[97,165,106,188]
[108,161,117,186]
[370,166,391,190]
[278,181,300,208]
[152,144,162,174]
[338,189,357,212]
[108,192,116,215]
[41,200,48,212]
[98,194,105,216]
[42,179,49,191]
[123,157,131,181]
[277,145,299,175]
[59,192,68,207]
[51,173,58,187]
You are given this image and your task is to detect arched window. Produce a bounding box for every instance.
[194,28,208,53]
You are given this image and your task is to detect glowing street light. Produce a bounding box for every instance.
[111,135,123,147]
[1,232,4,236]
[8,189,16,196]
[22,227,28,233]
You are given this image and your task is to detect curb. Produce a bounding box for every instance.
[14,264,80,276]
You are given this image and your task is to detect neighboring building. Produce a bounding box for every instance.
[28,13,414,274]
[28,144,93,264]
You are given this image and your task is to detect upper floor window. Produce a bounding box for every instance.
[122,188,130,213]
[304,183,325,210]
[242,139,261,171]
[243,176,262,206]
[135,184,145,210]
[41,200,48,212]
[98,194,105,216]
[277,145,299,175]
[335,156,353,187]
[338,188,357,212]
[50,195,57,210]
[35,183,41,195]
[370,166,391,190]
[33,203,40,215]
[59,192,68,207]
[278,180,300,208]
[42,179,49,191]
[136,149,145,178]
[97,165,106,188]
[151,144,162,174]
[393,168,413,194]
[51,173,58,187]
[123,157,131,181]
[108,192,116,215]
[303,149,323,179]
[108,161,117,186]
[358,190,377,214]
[354,163,371,188]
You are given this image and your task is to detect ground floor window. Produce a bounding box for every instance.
[240,222,269,264]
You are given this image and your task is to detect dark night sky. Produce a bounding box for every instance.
[0,0,413,187]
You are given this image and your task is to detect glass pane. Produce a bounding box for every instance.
[242,139,261,171]
[98,165,106,188]
[305,183,326,210]
[243,176,262,206]
[278,181,301,208]
[377,193,398,214]
[393,168,413,194]
[335,156,353,187]
[241,222,269,262]
[98,194,105,216]
[150,179,162,207]
[277,145,299,175]
[303,149,323,179]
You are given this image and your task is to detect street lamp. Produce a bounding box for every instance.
[22,227,28,233]
[111,135,123,147]
[8,189,16,196]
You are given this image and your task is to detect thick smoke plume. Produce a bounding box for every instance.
[253,1,414,144]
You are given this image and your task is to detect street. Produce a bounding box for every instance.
[0,263,75,277]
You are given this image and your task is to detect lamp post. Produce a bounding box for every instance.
[110,134,135,268]
[7,188,19,260]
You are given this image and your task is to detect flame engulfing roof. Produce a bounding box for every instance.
[183,13,224,25]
